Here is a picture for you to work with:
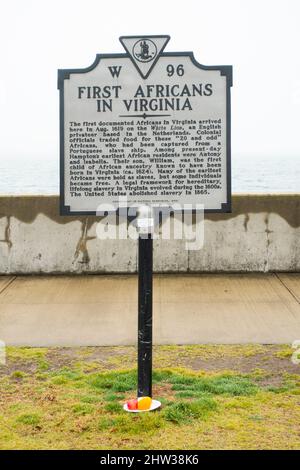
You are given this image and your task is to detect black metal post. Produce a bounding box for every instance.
[138,233,153,397]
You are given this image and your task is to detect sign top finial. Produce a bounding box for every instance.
[119,35,170,79]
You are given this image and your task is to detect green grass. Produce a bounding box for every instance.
[163,397,218,424]
[104,402,122,413]
[110,414,163,436]
[104,392,125,402]
[0,345,299,450]
[88,370,137,392]
[7,347,48,361]
[158,371,258,396]
[80,394,103,404]
[10,371,26,379]
[16,413,41,426]
[72,404,94,415]
[98,417,115,431]
[175,390,211,398]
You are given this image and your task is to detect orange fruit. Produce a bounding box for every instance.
[137,396,152,410]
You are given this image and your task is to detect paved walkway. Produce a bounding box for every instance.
[0,273,300,346]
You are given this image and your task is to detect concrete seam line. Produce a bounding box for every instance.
[275,273,300,305]
[0,276,17,296]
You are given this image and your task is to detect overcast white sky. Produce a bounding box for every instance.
[0,0,300,164]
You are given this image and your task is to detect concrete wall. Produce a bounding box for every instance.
[0,195,299,273]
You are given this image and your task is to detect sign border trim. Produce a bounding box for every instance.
[58,52,232,215]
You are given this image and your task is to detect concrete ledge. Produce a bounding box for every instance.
[0,194,300,273]
[0,274,300,346]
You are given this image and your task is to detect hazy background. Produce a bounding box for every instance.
[0,0,299,194]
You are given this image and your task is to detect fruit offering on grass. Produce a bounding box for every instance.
[127,398,138,410]
[137,396,152,410]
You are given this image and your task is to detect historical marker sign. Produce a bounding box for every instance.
[58,35,232,214]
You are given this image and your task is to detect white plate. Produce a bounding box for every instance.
[123,399,161,413]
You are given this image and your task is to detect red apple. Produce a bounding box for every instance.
[127,399,138,410]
